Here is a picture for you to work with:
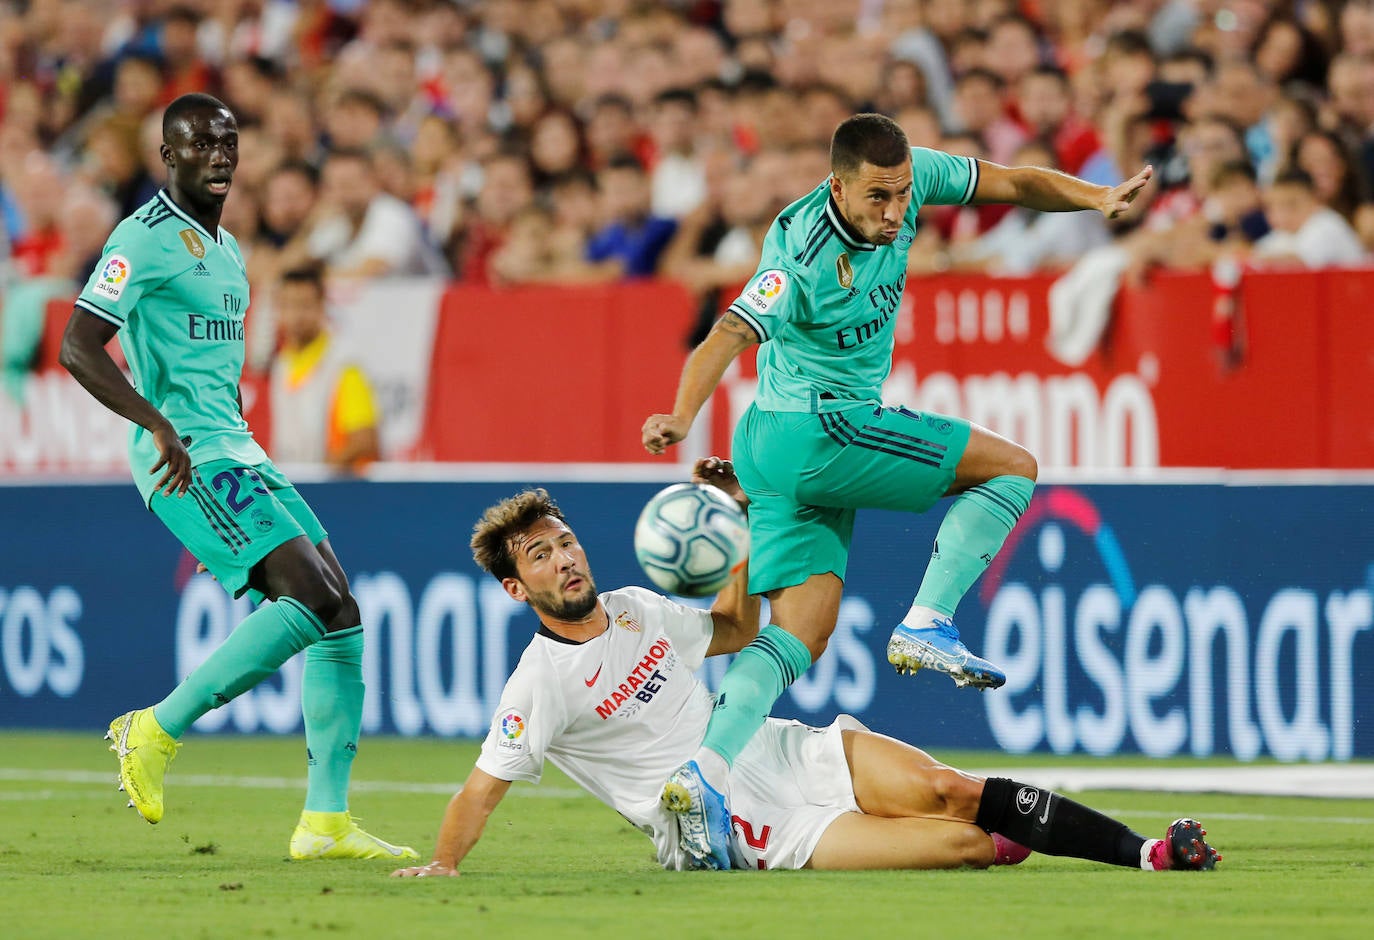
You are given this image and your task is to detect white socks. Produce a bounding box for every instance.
[901,603,950,630]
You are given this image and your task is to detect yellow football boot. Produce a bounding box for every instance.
[106,708,181,824]
[289,811,419,860]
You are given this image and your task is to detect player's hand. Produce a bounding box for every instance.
[1101,165,1153,219]
[149,423,192,498]
[391,861,459,878]
[642,413,691,455]
[692,456,747,509]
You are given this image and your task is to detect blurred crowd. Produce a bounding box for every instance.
[4,0,1374,378]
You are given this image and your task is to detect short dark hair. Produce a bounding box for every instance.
[955,67,1004,91]
[324,146,374,170]
[1106,30,1155,60]
[280,262,326,293]
[271,159,320,187]
[592,93,634,116]
[654,87,698,111]
[831,113,910,178]
[337,87,388,117]
[1163,46,1214,75]
[471,489,570,580]
[1272,167,1316,190]
[1210,159,1256,188]
[602,153,645,175]
[165,5,202,27]
[162,93,232,140]
[1025,64,1070,86]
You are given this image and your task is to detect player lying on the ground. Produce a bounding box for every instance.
[392,460,1220,876]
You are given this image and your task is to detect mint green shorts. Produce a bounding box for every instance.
[731,402,970,595]
[149,458,327,598]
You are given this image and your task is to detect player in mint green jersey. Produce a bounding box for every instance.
[60,93,415,862]
[642,114,1151,867]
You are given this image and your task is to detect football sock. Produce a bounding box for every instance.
[975,777,1146,868]
[699,624,812,767]
[909,475,1035,619]
[302,626,365,813]
[153,597,325,739]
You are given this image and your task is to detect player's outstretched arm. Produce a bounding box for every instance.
[971,161,1153,219]
[642,311,759,455]
[59,308,192,496]
[391,768,512,878]
[694,456,762,656]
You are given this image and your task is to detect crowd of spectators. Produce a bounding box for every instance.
[4,0,1374,378]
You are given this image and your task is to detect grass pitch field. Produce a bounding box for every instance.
[2,733,1371,940]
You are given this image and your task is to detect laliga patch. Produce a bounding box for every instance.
[93,255,131,300]
[497,710,527,751]
[743,269,788,315]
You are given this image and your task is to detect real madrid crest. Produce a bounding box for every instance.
[179,228,206,259]
[836,252,854,289]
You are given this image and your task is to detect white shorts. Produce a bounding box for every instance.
[725,714,866,870]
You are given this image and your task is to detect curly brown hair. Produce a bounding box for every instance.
[470,488,568,580]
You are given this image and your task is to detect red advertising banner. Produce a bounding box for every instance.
[2,271,1370,473]
[707,269,1370,469]
[418,281,699,463]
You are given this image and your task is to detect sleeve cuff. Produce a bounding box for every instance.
[727,303,768,342]
[960,156,981,205]
[74,298,125,327]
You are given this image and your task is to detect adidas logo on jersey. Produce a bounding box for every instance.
[192,262,211,277]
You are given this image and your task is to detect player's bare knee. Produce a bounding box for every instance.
[1008,445,1038,482]
[932,767,983,821]
[292,578,347,627]
[325,592,362,633]
[960,828,996,869]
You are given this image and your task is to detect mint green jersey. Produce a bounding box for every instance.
[76,190,265,504]
[727,147,978,413]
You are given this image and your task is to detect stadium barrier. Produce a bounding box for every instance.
[1,478,1370,759]
[3,268,1372,474]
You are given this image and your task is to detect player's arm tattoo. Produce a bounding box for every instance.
[715,310,761,344]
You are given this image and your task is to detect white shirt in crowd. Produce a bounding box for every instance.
[651,153,707,219]
[1253,207,1367,268]
[308,193,445,276]
[962,206,1111,275]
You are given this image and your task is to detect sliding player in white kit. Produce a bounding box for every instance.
[392,459,1219,877]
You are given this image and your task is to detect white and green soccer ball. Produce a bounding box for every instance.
[634,483,749,597]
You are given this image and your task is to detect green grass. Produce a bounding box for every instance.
[1,732,1371,939]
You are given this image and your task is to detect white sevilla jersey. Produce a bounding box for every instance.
[476,587,716,867]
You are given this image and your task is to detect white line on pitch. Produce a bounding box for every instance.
[0,768,582,799]
[3,768,1373,825]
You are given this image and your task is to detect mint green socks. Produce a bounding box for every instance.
[700,624,813,766]
[911,474,1035,618]
[154,596,325,739]
[301,626,365,813]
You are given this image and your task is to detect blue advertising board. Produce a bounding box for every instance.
[1,479,1370,759]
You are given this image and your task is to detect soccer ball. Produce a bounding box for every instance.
[634,483,749,597]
